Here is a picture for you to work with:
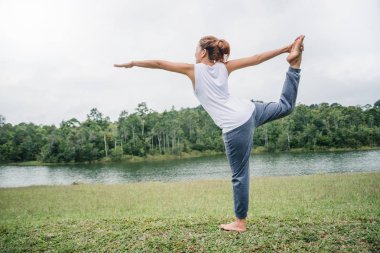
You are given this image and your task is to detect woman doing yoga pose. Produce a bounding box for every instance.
[114,34,305,232]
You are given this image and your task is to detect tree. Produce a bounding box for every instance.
[374,99,380,108]
[85,108,110,158]
[1,102,379,162]
[135,102,153,137]
[0,115,5,127]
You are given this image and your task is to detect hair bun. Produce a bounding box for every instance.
[199,35,230,63]
[217,39,230,60]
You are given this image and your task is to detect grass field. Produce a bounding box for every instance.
[1,172,379,252]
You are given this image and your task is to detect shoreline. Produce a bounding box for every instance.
[2,171,379,190]
[2,146,379,166]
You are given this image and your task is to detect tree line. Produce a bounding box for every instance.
[0,100,379,163]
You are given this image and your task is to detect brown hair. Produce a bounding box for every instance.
[199,35,230,63]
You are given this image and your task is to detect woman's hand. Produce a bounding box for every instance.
[285,43,294,53]
[113,62,133,68]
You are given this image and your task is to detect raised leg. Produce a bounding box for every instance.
[253,66,301,127]
[254,35,304,127]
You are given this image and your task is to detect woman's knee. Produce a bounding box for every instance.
[284,104,295,116]
[280,99,295,117]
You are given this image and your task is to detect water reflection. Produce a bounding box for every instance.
[0,150,379,188]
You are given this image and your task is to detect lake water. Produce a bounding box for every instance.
[0,150,379,188]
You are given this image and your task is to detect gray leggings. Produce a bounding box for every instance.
[222,66,301,219]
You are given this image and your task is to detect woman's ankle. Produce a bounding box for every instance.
[290,63,301,69]
[236,217,247,223]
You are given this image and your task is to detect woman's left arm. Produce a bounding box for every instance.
[114,60,194,83]
[225,45,292,75]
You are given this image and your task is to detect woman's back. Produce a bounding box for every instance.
[194,62,255,134]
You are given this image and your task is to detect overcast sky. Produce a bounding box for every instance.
[1,0,379,126]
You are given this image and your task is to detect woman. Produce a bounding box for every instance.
[114,34,305,232]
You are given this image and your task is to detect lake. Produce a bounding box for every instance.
[0,150,379,188]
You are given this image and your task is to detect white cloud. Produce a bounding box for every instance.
[0,0,379,125]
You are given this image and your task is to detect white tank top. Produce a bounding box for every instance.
[193,62,256,134]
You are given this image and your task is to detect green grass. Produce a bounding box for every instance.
[1,172,379,252]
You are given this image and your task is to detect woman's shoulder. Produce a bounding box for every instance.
[194,62,228,74]
[198,62,227,69]
[217,62,228,74]
[218,61,228,68]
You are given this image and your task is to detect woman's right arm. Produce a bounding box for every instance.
[225,44,291,75]
[114,60,195,85]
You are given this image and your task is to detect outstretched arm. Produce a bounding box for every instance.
[114,60,194,83]
[225,44,292,75]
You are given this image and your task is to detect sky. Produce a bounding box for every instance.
[0,0,379,126]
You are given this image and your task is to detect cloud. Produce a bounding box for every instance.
[0,0,379,125]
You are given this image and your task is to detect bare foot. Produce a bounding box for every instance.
[287,35,305,69]
[219,218,247,232]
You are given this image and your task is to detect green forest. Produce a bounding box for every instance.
[1,100,379,163]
